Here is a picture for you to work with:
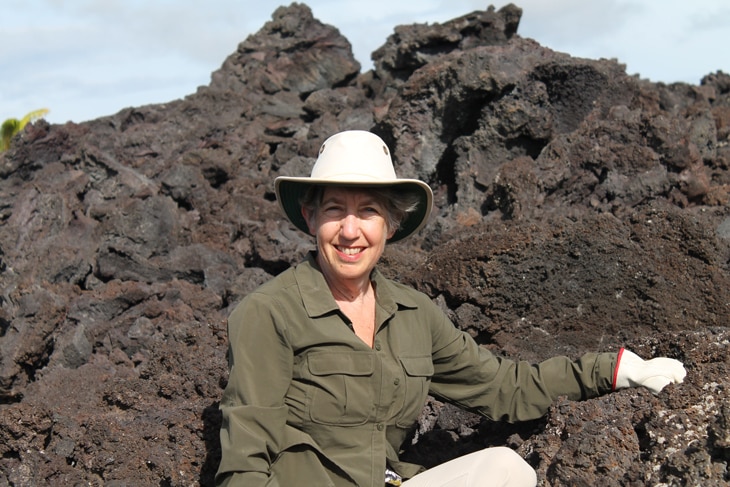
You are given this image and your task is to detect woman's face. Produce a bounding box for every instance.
[303,187,395,287]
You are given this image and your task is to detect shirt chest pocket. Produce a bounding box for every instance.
[396,356,434,427]
[307,352,376,426]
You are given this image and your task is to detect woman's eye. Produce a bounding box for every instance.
[362,206,381,215]
[322,205,343,215]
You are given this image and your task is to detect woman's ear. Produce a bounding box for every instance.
[301,207,316,235]
[386,226,396,240]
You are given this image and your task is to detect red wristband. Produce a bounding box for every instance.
[612,348,625,391]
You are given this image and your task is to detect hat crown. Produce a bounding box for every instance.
[311,131,398,182]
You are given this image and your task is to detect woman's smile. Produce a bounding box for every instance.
[336,245,366,257]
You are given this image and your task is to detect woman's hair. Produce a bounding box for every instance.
[300,185,421,234]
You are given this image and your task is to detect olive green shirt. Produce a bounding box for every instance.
[216,253,617,487]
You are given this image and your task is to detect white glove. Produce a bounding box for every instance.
[613,348,686,395]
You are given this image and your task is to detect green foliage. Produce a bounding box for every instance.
[1,108,49,151]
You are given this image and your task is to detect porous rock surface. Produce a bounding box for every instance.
[1,3,729,485]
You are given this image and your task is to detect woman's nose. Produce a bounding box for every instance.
[339,214,360,239]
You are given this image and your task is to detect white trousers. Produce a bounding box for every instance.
[401,447,537,487]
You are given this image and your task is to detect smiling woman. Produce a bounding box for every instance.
[215,130,685,487]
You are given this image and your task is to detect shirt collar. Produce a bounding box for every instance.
[294,252,419,318]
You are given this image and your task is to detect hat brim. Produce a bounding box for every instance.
[275,177,433,243]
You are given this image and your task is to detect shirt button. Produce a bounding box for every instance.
[374,343,382,351]
[377,424,384,431]
[393,378,400,386]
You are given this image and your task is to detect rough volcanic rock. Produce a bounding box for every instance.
[0,2,728,485]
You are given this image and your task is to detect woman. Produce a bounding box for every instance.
[216,130,686,487]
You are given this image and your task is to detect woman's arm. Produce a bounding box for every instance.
[216,293,294,486]
[427,312,617,423]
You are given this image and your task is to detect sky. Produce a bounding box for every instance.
[2,0,729,125]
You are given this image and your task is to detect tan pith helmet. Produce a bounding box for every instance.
[274,130,433,243]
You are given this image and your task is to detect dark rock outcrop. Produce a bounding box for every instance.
[1,3,728,485]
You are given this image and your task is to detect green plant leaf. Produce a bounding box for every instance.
[1,108,49,151]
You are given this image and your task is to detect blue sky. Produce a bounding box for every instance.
[2,0,729,125]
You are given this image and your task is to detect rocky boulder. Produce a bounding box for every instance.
[0,3,728,485]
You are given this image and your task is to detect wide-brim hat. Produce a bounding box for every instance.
[274,130,433,243]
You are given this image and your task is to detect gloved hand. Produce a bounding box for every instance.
[613,348,686,395]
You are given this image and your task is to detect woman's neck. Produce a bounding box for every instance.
[322,270,371,303]
[316,257,377,347]
[315,252,372,302]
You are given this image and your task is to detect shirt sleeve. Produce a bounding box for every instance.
[427,311,618,423]
[216,293,293,486]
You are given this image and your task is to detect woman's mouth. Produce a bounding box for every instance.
[336,246,364,256]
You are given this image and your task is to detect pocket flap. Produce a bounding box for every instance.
[308,352,374,376]
[400,356,434,377]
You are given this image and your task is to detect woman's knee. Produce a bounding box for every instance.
[481,446,526,465]
[403,447,536,487]
[474,447,536,487]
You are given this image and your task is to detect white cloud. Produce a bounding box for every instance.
[1,1,728,125]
